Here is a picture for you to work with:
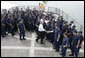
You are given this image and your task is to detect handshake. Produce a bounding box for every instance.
[45,31,53,33]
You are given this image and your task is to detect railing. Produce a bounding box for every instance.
[48,7,84,36]
[1,5,84,36]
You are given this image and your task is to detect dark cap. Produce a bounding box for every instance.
[78,31,82,34]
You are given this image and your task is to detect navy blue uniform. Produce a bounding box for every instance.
[6,18,11,33]
[67,26,73,48]
[14,16,18,32]
[28,16,32,31]
[24,15,28,30]
[10,18,15,36]
[35,19,40,39]
[78,35,84,53]
[45,23,51,41]
[60,25,68,45]
[71,35,80,57]
[61,37,69,56]
[1,19,6,37]
[53,27,60,51]
[18,22,25,40]
[61,25,67,33]
[31,16,35,31]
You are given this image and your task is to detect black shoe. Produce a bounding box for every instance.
[60,53,63,55]
[69,54,74,56]
[20,39,23,40]
[41,42,44,44]
[56,49,59,52]
[76,55,78,57]
[5,33,8,35]
[36,39,38,43]
[23,38,26,40]
[2,36,5,37]
[12,35,14,37]
[62,55,65,57]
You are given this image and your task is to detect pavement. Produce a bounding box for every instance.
[1,31,84,57]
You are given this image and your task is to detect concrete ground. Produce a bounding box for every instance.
[1,31,84,57]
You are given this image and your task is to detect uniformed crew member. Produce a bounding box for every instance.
[18,20,26,40]
[78,31,84,55]
[53,24,60,52]
[69,30,80,57]
[67,24,72,48]
[60,22,67,45]
[1,17,6,37]
[35,17,40,39]
[10,16,15,36]
[60,33,69,57]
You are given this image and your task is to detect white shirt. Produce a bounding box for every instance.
[71,23,74,28]
[38,24,45,31]
[45,20,49,24]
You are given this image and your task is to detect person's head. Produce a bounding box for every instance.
[2,17,4,20]
[8,16,10,19]
[63,22,66,26]
[55,24,58,29]
[20,19,23,23]
[73,30,77,35]
[21,8,23,11]
[38,17,40,21]
[70,21,74,24]
[69,24,71,27]
[11,16,13,20]
[78,31,82,35]
[72,25,76,29]
[65,21,68,24]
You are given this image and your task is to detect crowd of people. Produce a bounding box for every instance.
[1,7,84,57]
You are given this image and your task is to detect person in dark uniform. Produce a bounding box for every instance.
[78,31,84,55]
[6,16,11,33]
[60,22,68,45]
[14,13,18,32]
[35,17,40,39]
[28,14,32,32]
[69,30,80,57]
[60,33,69,57]
[24,13,28,30]
[10,16,15,36]
[67,24,73,48]
[31,14,35,32]
[1,17,6,37]
[45,22,51,41]
[53,24,61,52]
[45,21,54,44]
[18,20,26,40]
[59,16,64,30]
[72,25,77,32]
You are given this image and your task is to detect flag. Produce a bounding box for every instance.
[39,2,44,8]
[41,3,44,8]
